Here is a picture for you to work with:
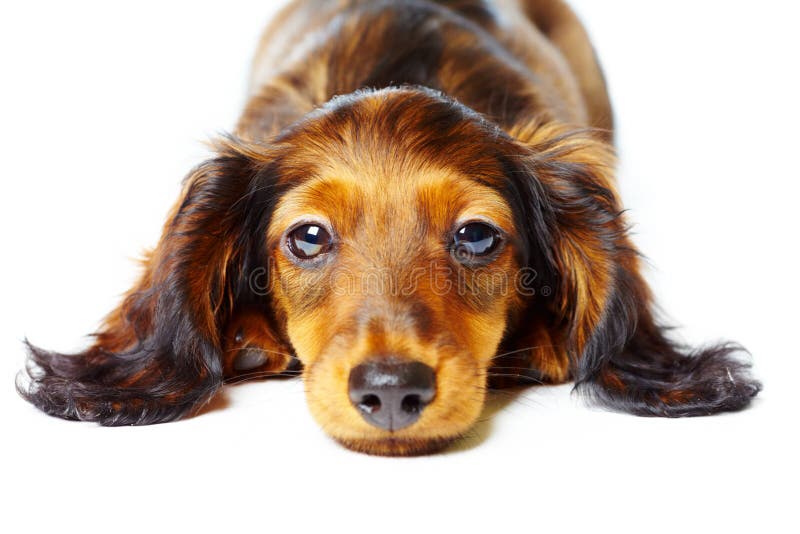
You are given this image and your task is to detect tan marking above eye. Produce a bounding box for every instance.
[270,168,516,250]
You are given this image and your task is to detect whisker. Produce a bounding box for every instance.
[225,369,304,384]
[488,365,548,371]
[228,181,283,212]
[487,373,544,384]
[491,344,558,360]
[485,390,543,409]
[223,347,296,358]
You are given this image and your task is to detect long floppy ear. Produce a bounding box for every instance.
[502,121,761,416]
[18,140,285,425]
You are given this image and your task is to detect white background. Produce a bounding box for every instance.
[1,1,798,532]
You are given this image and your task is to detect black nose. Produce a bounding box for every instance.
[348,359,436,431]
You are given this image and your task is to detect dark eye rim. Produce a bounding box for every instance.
[282,219,337,264]
[449,219,506,264]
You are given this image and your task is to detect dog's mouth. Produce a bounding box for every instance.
[334,434,460,456]
[303,353,488,456]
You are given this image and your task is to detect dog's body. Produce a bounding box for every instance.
[19,0,759,455]
[239,0,612,142]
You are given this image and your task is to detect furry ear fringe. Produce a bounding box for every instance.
[577,340,761,417]
[506,119,761,417]
[16,147,269,426]
[17,339,223,426]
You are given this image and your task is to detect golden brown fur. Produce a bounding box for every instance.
[240,0,611,138]
[18,0,759,455]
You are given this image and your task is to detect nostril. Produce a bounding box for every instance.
[359,394,381,414]
[401,394,422,414]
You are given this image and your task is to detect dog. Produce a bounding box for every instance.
[18,0,760,455]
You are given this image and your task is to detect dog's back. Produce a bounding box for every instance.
[240,0,612,140]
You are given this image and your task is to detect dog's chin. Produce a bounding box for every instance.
[334,434,460,456]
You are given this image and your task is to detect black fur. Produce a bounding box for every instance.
[503,126,761,416]
[16,150,286,425]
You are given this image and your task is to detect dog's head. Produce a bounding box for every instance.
[21,87,620,454]
[264,88,529,454]
[222,88,617,454]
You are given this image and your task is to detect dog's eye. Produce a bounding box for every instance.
[452,222,500,258]
[287,224,332,259]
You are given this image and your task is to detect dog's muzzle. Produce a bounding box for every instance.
[348,358,436,431]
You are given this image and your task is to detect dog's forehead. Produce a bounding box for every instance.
[268,163,515,244]
[266,89,517,242]
[273,88,512,181]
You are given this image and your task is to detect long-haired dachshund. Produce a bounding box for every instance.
[18,0,760,455]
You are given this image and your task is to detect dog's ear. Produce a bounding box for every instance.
[18,139,286,425]
[500,121,760,415]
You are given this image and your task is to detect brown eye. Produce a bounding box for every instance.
[287,224,333,259]
[453,222,500,259]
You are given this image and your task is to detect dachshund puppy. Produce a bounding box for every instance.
[18,0,760,455]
